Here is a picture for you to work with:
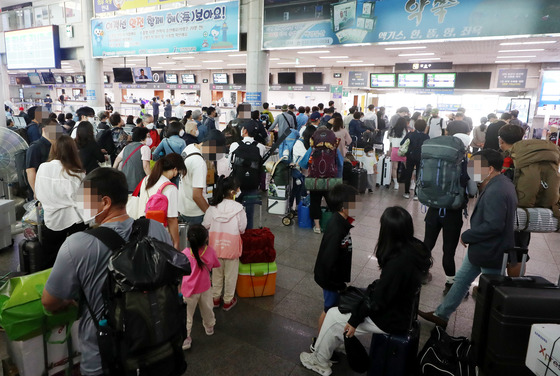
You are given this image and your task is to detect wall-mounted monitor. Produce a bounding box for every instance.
[303,72,323,85]
[27,72,42,85]
[113,68,134,83]
[213,73,228,84]
[104,75,110,84]
[5,26,61,70]
[426,73,456,89]
[278,72,296,84]
[165,73,178,84]
[16,76,31,85]
[454,72,491,89]
[133,67,153,82]
[370,73,396,88]
[41,72,56,84]
[54,74,63,84]
[75,75,86,84]
[232,73,246,85]
[64,75,74,83]
[181,74,196,84]
[397,73,425,88]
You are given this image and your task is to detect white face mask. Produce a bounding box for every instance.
[195,129,200,137]
[179,130,185,137]
[146,123,155,130]
[146,137,153,147]
[87,117,95,123]
[80,204,105,227]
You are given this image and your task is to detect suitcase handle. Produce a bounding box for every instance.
[501,248,528,277]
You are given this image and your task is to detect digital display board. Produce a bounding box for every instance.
[75,75,86,84]
[64,75,74,83]
[165,73,178,84]
[54,74,63,84]
[213,73,228,84]
[397,73,425,88]
[41,72,56,84]
[370,73,396,88]
[27,72,42,85]
[5,26,61,70]
[426,73,456,88]
[133,67,153,82]
[181,74,195,84]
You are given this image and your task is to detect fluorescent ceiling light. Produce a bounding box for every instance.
[125,58,146,62]
[228,53,246,57]
[123,63,136,66]
[495,60,531,63]
[159,62,176,65]
[350,64,375,66]
[227,63,246,66]
[385,46,427,50]
[297,50,329,54]
[408,58,441,61]
[202,60,223,63]
[498,49,545,52]
[496,55,536,59]
[338,60,363,63]
[296,65,316,68]
[319,56,349,59]
[182,65,201,68]
[500,41,556,46]
[269,58,280,61]
[277,62,297,65]
[172,56,194,60]
[398,52,435,57]
[151,66,162,69]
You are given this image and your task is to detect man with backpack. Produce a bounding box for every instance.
[427,108,445,139]
[229,121,266,229]
[261,102,274,126]
[71,107,95,138]
[270,105,296,136]
[25,106,43,143]
[42,168,188,376]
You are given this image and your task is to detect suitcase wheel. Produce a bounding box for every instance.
[282,216,293,226]
[286,212,295,219]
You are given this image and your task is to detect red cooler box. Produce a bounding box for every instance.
[236,262,277,298]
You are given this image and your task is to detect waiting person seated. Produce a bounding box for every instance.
[300,206,432,376]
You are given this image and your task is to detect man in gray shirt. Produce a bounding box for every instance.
[42,168,172,376]
[269,104,295,135]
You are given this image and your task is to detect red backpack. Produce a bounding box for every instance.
[145,182,176,226]
[308,128,339,178]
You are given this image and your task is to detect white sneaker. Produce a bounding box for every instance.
[313,227,322,234]
[182,336,192,350]
[300,352,332,376]
[393,182,399,190]
[205,326,214,336]
[403,193,410,199]
[413,195,419,201]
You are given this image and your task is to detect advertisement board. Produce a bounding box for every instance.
[497,69,528,89]
[95,0,185,15]
[91,1,239,57]
[539,71,560,107]
[263,0,560,49]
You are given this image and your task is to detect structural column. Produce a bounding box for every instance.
[82,0,105,109]
[245,0,269,110]
[0,62,7,127]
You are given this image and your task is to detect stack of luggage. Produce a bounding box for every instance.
[238,226,277,298]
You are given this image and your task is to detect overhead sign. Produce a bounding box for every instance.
[269,84,330,92]
[91,1,239,57]
[95,0,185,14]
[246,92,262,107]
[263,0,560,49]
[497,69,528,89]
[395,62,453,71]
[348,71,368,87]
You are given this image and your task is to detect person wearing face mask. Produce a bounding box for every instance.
[419,149,518,330]
[203,175,247,311]
[113,127,153,193]
[137,154,187,249]
[153,121,187,161]
[183,120,200,146]
[144,114,161,149]
[42,168,174,376]
[71,106,95,139]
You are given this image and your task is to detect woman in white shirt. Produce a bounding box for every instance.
[389,117,408,190]
[138,153,187,249]
[35,135,86,268]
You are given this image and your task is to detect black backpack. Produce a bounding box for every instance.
[81,219,190,375]
[232,141,262,190]
[260,113,271,128]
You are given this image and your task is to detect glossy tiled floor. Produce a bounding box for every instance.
[1,186,559,375]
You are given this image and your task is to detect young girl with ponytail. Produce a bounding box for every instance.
[202,175,247,311]
[180,224,220,350]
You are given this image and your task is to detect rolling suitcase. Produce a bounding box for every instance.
[19,202,46,274]
[376,155,392,187]
[471,249,560,376]
[350,166,367,194]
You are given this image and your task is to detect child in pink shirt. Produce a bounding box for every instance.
[181,224,220,350]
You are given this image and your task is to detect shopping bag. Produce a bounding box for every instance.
[0,269,78,341]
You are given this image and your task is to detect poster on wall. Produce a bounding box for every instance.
[263,0,560,49]
[497,69,528,89]
[92,1,239,57]
[510,98,531,123]
[539,71,560,107]
[95,0,185,15]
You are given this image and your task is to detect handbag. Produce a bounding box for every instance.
[398,138,410,157]
[126,178,145,220]
[338,286,367,314]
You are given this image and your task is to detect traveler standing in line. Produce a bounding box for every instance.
[296,106,309,131]
[183,120,200,147]
[484,112,511,151]
[25,106,43,143]
[332,117,352,157]
[76,121,107,174]
[151,97,160,120]
[44,94,53,113]
[181,225,221,350]
[446,112,471,136]
[270,104,296,135]
[388,107,409,132]
[35,135,87,268]
[164,99,173,125]
[470,117,488,153]
[176,100,187,121]
[343,106,356,128]
[71,107,96,139]
[203,176,247,312]
[389,117,408,191]
[113,127,152,193]
[153,121,187,161]
[400,119,430,199]
[348,111,365,144]
[26,119,59,198]
[97,111,110,130]
[419,149,517,329]
[302,206,431,376]
[427,108,445,139]
[139,103,148,119]
[362,104,377,131]
[261,102,275,125]
[457,107,473,132]
[408,111,422,132]
[205,106,218,132]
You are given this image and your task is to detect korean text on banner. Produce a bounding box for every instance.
[95,0,185,14]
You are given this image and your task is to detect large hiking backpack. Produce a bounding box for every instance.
[260,113,271,128]
[417,136,466,210]
[308,128,339,178]
[111,128,128,155]
[278,129,300,163]
[83,218,190,375]
[232,141,262,190]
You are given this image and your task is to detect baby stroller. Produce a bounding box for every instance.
[266,157,295,226]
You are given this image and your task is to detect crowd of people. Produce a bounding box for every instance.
[4,97,559,376]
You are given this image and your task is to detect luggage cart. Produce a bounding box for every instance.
[266,158,295,226]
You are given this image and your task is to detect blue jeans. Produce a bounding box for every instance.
[435,254,501,320]
[237,190,260,229]
[178,214,204,226]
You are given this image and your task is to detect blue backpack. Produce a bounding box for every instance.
[278,129,300,163]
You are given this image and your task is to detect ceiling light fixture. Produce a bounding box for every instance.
[500,41,556,46]
[385,46,427,50]
[494,60,531,63]
[202,60,224,63]
[123,63,137,66]
[350,63,375,66]
[125,58,146,62]
[277,62,298,65]
[319,56,349,59]
[181,65,201,68]
[228,53,246,57]
[296,65,317,68]
[151,66,162,69]
[398,52,435,57]
[172,56,195,60]
[297,50,329,54]
[408,58,441,61]
[269,58,280,61]
[498,49,545,52]
[496,55,536,59]
[338,60,363,63]
[227,63,246,66]
[159,62,176,65]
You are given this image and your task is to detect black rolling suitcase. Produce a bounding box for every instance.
[350,165,367,194]
[18,202,47,274]
[471,249,560,376]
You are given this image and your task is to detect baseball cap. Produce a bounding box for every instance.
[240,119,257,136]
[310,112,321,121]
[281,104,288,111]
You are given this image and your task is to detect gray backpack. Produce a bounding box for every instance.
[418,136,466,210]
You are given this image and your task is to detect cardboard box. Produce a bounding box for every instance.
[526,324,560,376]
[7,322,80,376]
